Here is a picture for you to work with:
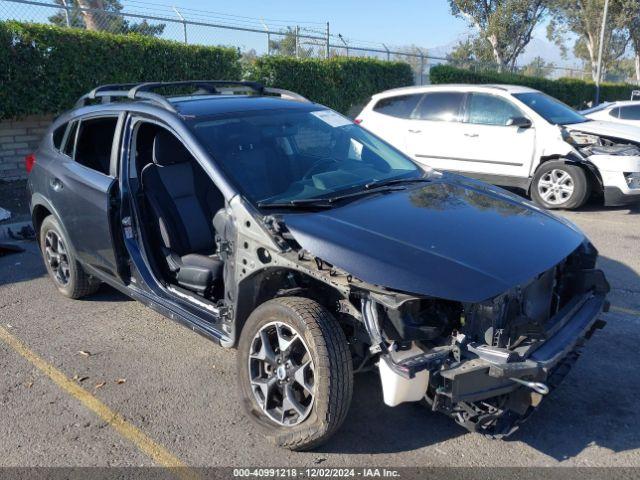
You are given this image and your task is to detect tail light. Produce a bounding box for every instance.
[25,153,36,174]
[354,118,363,125]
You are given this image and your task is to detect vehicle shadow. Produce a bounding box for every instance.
[0,241,131,302]
[507,187,640,215]
[323,255,640,460]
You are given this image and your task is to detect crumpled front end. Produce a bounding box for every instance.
[563,128,640,206]
[361,241,609,438]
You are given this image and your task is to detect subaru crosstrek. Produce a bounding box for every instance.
[27,81,609,450]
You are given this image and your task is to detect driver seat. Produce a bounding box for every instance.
[140,130,224,295]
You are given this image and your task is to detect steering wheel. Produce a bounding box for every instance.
[302,158,340,180]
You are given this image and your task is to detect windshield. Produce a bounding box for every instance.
[189,108,424,205]
[513,92,588,125]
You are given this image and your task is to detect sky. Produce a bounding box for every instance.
[177,0,471,48]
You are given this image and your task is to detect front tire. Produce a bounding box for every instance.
[237,297,353,450]
[39,215,100,299]
[531,161,590,210]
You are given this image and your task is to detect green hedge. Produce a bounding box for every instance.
[0,21,241,119]
[429,64,635,108]
[247,56,415,114]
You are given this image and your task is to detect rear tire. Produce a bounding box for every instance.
[40,215,100,299]
[237,297,353,451]
[531,161,590,210]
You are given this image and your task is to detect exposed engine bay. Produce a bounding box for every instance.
[247,208,610,439]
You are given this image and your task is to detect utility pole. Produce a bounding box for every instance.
[325,22,330,59]
[417,47,426,85]
[595,0,610,106]
[295,25,300,58]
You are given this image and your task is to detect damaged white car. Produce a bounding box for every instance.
[357,85,640,209]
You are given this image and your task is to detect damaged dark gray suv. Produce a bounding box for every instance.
[27,81,609,450]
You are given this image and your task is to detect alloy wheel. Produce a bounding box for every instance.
[537,169,574,205]
[248,321,315,427]
[44,230,70,285]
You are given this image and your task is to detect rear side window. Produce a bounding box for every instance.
[609,107,620,118]
[52,124,67,150]
[62,121,78,157]
[411,92,465,122]
[619,105,640,120]
[74,117,118,176]
[373,94,422,119]
[466,93,523,125]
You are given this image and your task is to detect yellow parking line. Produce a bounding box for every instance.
[0,325,199,480]
[611,305,640,316]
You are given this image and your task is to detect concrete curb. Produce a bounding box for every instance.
[0,220,33,241]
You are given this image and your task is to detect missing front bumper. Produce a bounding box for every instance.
[429,293,607,437]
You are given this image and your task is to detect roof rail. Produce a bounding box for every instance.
[75,80,309,112]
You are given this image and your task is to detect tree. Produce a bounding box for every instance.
[522,56,555,77]
[547,0,629,81]
[447,36,495,69]
[268,27,313,57]
[448,0,548,71]
[621,0,640,83]
[49,0,165,36]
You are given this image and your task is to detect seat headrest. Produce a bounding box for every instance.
[152,130,193,166]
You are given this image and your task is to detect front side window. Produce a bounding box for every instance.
[619,105,640,120]
[373,94,422,119]
[609,107,621,118]
[513,92,588,125]
[189,108,423,205]
[411,92,465,122]
[74,117,118,175]
[466,93,523,126]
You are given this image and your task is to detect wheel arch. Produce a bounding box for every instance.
[233,266,346,342]
[530,153,603,196]
[30,194,78,255]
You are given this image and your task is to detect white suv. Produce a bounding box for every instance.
[357,84,640,209]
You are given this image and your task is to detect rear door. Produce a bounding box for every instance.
[48,113,125,280]
[359,93,422,151]
[401,91,467,170]
[454,93,535,179]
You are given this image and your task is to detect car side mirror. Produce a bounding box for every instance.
[506,116,532,128]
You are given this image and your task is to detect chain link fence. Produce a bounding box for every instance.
[1,0,594,84]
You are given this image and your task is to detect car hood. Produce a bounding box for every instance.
[565,119,640,142]
[282,177,585,303]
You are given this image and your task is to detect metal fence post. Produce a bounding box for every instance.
[382,43,390,61]
[417,48,425,85]
[325,22,330,59]
[295,25,300,58]
[261,19,270,56]
[173,6,187,44]
[60,0,71,27]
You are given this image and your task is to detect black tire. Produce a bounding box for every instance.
[39,215,100,299]
[237,296,353,451]
[530,161,590,210]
